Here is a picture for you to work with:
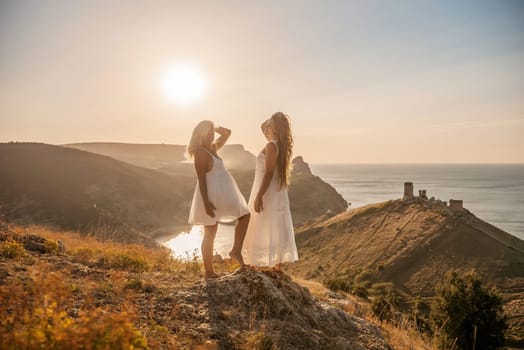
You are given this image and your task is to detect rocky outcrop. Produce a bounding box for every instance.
[0,224,393,350]
[291,156,312,176]
[288,157,348,227]
[171,267,391,350]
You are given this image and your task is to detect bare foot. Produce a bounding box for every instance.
[274,263,283,271]
[229,250,245,266]
[204,271,224,279]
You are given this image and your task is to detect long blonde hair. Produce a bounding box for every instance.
[186,120,214,159]
[271,112,293,188]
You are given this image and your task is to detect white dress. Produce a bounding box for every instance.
[188,149,249,225]
[243,140,299,267]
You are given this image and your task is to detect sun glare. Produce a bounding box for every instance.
[163,64,207,105]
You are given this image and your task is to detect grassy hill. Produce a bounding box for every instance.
[285,197,524,345]
[0,221,424,350]
[0,142,194,242]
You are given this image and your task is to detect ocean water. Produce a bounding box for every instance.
[310,164,524,240]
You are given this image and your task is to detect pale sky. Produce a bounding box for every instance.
[1,0,523,163]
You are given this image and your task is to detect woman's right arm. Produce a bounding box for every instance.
[194,150,215,217]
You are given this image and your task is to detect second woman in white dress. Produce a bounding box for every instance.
[243,112,299,268]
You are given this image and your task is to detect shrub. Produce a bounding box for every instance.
[110,253,148,272]
[430,270,507,350]
[246,331,273,350]
[0,240,25,259]
[370,282,395,296]
[0,267,148,349]
[355,269,374,283]
[323,276,352,293]
[44,239,61,254]
[372,296,393,322]
[124,278,144,290]
[351,284,369,299]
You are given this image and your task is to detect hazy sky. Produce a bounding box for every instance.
[1,0,523,163]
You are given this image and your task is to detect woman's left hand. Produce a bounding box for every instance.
[254,196,264,213]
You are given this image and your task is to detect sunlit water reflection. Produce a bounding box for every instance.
[162,224,235,260]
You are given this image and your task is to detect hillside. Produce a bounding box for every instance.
[64,142,349,226]
[285,196,524,344]
[0,142,194,242]
[0,143,347,240]
[0,222,401,350]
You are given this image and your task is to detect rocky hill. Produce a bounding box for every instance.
[0,222,396,350]
[288,157,348,226]
[285,195,524,344]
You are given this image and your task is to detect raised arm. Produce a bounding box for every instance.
[194,149,216,217]
[211,126,231,152]
[254,142,277,212]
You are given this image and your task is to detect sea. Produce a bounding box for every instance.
[162,163,524,258]
[310,163,524,241]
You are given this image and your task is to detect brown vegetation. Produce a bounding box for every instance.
[285,198,524,346]
[0,221,433,350]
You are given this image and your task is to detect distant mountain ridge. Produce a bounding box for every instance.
[64,142,256,172]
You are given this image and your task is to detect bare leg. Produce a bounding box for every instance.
[229,213,250,266]
[202,224,220,278]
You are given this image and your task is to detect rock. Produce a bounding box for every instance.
[288,158,348,226]
[170,267,391,349]
[22,234,47,253]
[291,156,312,176]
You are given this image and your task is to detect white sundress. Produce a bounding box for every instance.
[243,140,299,267]
[188,149,249,225]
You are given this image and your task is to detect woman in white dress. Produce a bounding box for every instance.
[187,120,250,278]
[243,112,299,268]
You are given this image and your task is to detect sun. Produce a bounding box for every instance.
[163,64,207,105]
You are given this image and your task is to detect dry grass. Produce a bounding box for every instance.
[1,223,437,349]
[0,240,25,259]
[0,262,148,349]
[17,225,191,273]
[0,224,206,349]
[292,276,433,350]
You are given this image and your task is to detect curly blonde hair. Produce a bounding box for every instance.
[271,112,294,188]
